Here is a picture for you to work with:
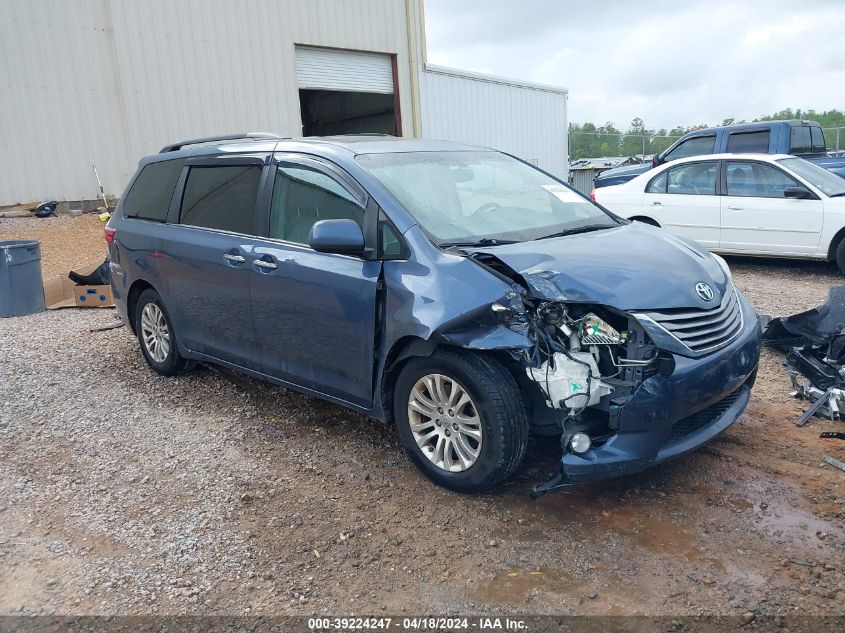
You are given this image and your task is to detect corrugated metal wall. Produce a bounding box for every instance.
[419,65,568,178]
[0,0,414,205]
[569,170,598,195]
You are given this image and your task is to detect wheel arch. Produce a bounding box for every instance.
[380,336,438,424]
[827,226,845,261]
[126,279,157,333]
[378,336,526,424]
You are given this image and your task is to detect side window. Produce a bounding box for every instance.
[666,162,717,195]
[726,130,770,153]
[811,127,826,153]
[270,164,365,245]
[664,135,716,162]
[726,161,798,198]
[180,165,262,234]
[646,171,668,193]
[122,158,186,221]
[790,127,812,155]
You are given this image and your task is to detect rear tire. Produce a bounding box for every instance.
[835,239,845,274]
[393,349,528,492]
[135,289,189,376]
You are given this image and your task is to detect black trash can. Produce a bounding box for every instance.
[0,240,46,317]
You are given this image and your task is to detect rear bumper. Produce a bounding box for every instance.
[533,292,761,496]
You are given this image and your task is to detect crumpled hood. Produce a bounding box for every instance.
[470,223,729,311]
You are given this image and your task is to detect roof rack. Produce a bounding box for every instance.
[159,133,285,153]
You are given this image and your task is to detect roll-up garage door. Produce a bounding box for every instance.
[295,46,394,94]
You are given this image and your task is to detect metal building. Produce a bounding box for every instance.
[568,157,639,195]
[0,0,567,207]
[420,66,568,177]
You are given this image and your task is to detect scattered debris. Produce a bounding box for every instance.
[821,455,845,473]
[68,257,111,286]
[795,387,837,426]
[92,164,109,211]
[765,287,845,424]
[32,201,59,218]
[44,258,114,309]
[0,205,34,219]
[820,431,845,440]
[89,317,125,333]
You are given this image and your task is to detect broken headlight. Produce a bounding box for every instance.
[580,313,625,345]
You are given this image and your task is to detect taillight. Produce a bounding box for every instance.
[104,226,116,244]
[590,189,596,201]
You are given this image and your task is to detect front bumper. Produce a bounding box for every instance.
[532,291,761,496]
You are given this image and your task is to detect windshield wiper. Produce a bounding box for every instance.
[829,192,845,198]
[440,237,519,248]
[533,224,615,240]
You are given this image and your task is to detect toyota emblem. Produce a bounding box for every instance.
[695,282,714,302]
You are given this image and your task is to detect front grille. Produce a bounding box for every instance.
[640,286,743,353]
[666,387,743,443]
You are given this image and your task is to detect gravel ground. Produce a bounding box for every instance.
[1,217,845,618]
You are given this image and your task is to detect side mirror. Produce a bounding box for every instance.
[783,186,814,200]
[652,155,661,168]
[309,219,365,256]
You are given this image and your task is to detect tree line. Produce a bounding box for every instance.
[569,108,845,160]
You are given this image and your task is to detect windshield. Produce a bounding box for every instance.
[356,151,617,245]
[778,157,845,197]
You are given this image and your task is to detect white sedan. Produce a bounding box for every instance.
[594,153,845,271]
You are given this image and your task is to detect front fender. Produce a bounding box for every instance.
[373,227,533,419]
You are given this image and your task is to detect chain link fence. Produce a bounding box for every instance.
[826,127,845,154]
[568,127,845,161]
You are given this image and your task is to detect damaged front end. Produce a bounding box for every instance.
[462,251,760,498]
[488,288,673,497]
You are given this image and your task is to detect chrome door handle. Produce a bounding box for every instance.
[254,259,277,270]
[651,201,663,206]
[223,253,246,263]
[727,205,743,210]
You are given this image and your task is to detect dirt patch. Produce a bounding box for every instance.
[0,215,107,279]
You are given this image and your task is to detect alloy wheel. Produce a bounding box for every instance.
[407,373,482,472]
[140,303,171,364]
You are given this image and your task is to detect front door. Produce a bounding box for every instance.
[642,160,720,248]
[156,157,266,364]
[719,160,823,254]
[249,156,381,407]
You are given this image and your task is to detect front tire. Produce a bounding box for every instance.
[393,349,528,492]
[135,289,189,376]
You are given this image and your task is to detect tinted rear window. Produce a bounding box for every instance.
[122,159,186,221]
[726,130,770,153]
[790,127,813,155]
[664,135,716,162]
[811,126,826,153]
[180,166,262,234]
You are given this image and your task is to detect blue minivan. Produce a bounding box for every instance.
[107,134,761,496]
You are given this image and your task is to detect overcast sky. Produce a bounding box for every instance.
[423,0,845,130]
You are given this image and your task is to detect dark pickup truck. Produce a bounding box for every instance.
[594,120,845,189]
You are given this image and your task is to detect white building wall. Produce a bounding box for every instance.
[419,65,569,178]
[0,0,415,205]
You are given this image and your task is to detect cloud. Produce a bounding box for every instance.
[423,0,845,129]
